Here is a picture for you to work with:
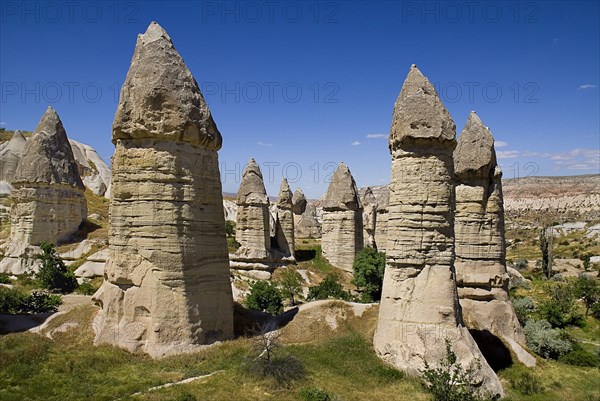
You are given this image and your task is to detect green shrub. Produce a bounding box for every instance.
[539,283,584,328]
[245,281,283,315]
[225,220,236,237]
[573,275,599,316]
[352,247,385,302]
[513,296,537,325]
[421,339,487,401]
[505,367,543,395]
[36,242,78,293]
[559,347,600,367]
[0,287,61,314]
[307,274,351,301]
[0,272,12,284]
[276,268,304,306]
[513,258,528,270]
[523,319,572,359]
[300,387,331,401]
[76,280,98,296]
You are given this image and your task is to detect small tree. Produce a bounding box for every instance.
[36,242,77,293]
[583,255,591,271]
[352,247,385,302]
[574,275,600,317]
[540,282,583,328]
[421,339,486,401]
[307,274,351,301]
[277,268,304,306]
[246,281,284,315]
[540,227,553,279]
[225,220,236,237]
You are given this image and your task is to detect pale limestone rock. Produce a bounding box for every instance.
[362,187,377,249]
[295,202,321,238]
[232,158,271,262]
[0,130,26,182]
[454,112,531,366]
[274,178,295,258]
[9,107,87,246]
[374,65,503,397]
[92,22,233,358]
[69,139,112,197]
[292,189,307,215]
[321,162,363,272]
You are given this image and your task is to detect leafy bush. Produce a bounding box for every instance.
[513,258,528,271]
[505,367,543,395]
[352,247,385,302]
[539,283,584,328]
[36,242,78,293]
[0,273,12,284]
[245,281,283,315]
[573,275,599,316]
[513,296,537,325]
[276,268,304,306]
[76,280,98,296]
[421,339,487,401]
[225,220,236,237]
[300,387,331,401]
[523,319,572,359]
[307,274,351,301]
[0,287,61,314]
[559,347,600,367]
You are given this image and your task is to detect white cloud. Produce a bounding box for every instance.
[497,150,520,159]
[0,122,6,126]
[257,141,273,147]
[366,134,387,139]
[578,84,597,90]
[351,141,361,146]
[494,140,507,148]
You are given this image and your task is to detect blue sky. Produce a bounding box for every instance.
[1,0,598,198]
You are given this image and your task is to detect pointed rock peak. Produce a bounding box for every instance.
[113,21,222,150]
[237,158,268,204]
[455,112,496,179]
[323,162,361,211]
[363,186,377,206]
[389,65,456,149]
[292,188,307,215]
[14,108,83,188]
[10,130,26,143]
[277,178,293,207]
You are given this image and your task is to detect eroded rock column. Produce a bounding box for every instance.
[362,187,377,249]
[92,22,234,357]
[274,178,295,259]
[454,112,534,367]
[373,65,503,397]
[321,162,363,272]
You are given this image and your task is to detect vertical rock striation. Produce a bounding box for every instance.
[274,178,295,259]
[373,65,503,397]
[0,130,27,183]
[362,187,378,249]
[321,162,363,272]
[233,158,271,263]
[454,111,533,367]
[92,22,234,357]
[9,107,87,246]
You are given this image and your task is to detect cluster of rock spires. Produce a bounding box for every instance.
[92,22,234,357]
[0,21,538,396]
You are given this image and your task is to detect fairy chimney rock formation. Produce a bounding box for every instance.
[321,162,363,272]
[274,178,295,259]
[233,158,271,262]
[92,22,234,358]
[9,107,87,246]
[362,187,378,248]
[292,189,307,215]
[454,111,533,366]
[373,65,503,397]
[0,130,27,183]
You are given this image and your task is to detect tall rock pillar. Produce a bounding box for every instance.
[275,178,295,259]
[92,22,234,357]
[373,65,503,397]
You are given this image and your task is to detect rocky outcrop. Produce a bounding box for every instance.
[295,202,321,238]
[292,189,307,215]
[8,107,87,246]
[454,112,531,366]
[92,22,234,358]
[373,65,503,397]
[69,139,112,197]
[321,162,363,272]
[362,187,377,249]
[0,130,26,184]
[274,178,295,258]
[232,158,271,265]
